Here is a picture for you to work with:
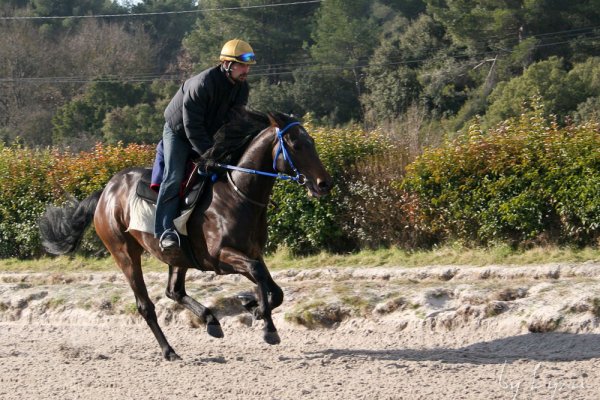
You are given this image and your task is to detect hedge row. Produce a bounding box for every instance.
[1,107,598,259]
[402,104,600,247]
[0,125,388,258]
[0,143,155,258]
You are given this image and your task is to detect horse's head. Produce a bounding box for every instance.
[268,112,333,197]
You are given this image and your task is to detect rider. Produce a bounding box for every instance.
[155,38,256,251]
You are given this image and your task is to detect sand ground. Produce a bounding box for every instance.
[1,262,599,399]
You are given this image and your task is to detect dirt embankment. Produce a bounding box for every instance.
[1,263,599,399]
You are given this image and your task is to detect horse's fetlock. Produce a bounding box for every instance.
[270,287,284,308]
[137,302,156,319]
[165,289,184,303]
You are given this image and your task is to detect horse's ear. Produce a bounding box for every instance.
[267,112,279,128]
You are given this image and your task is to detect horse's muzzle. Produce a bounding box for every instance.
[307,176,334,197]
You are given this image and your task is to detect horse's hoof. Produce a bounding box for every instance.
[238,292,259,310]
[263,331,281,345]
[164,349,181,361]
[207,323,224,338]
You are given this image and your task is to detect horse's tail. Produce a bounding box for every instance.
[39,190,103,255]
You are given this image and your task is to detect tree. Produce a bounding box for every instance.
[0,21,70,145]
[363,66,421,123]
[309,0,379,112]
[363,14,445,122]
[62,20,156,78]
[130,0,197,71]
[52,80,149,146]
[485,57,590,125]
[183,0,318,79]
[425,0,600,64]
[248,79,297,115]
[102,103,165,145]
[0,17,156,147]
[290,71,362,125]
[375,0,426,20]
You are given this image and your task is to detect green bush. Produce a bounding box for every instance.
[0,144,55,258]
[0,143,155,259]
[402,102,600,247]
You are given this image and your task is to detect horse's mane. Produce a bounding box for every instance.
[203,107,272,165]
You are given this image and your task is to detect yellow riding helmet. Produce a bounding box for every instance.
[219,39,256,65]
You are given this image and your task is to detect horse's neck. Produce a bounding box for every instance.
[230,127,278,204]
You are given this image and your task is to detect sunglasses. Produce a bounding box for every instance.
[236,52,256,63]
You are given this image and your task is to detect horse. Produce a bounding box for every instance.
[39,110,333,360]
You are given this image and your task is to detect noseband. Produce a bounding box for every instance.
[272,122,306,184]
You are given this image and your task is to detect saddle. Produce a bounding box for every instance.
[135,167,208,212]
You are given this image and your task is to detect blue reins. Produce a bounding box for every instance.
[211,121,306,185]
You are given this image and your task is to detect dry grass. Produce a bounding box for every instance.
[0,245,598,273]
[265,245,600,271]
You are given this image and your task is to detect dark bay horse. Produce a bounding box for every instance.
[39,111,333,360]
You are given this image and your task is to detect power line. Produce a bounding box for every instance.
[248,24,600,72]
[1,30,599,85]
[0,0,323,21]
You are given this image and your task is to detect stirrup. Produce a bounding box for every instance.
[159,229,181,251]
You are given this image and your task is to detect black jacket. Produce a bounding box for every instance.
[164,65,249,155]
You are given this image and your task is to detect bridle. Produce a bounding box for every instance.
[212,121,307,207]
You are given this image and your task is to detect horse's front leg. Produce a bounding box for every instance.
[165,265,224,339]
[218,247,281,345]
[237,274,283,320]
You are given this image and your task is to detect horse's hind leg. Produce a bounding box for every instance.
[165,265,224,338]
[105,237,180,361]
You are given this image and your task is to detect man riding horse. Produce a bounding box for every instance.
[155,39,256,251]
[39,38,334,360]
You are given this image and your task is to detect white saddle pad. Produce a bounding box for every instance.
[126,189,195,236]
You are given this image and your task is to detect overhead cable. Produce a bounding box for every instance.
[0,0,323,20]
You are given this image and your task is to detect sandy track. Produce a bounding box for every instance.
[1,263,599,399]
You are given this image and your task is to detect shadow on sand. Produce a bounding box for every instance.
[306,333,600,364]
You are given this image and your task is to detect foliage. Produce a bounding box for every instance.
[485,57,592,126]
[102,102,166,145]
[47,143,155,199]
[339,154,415,249]
[0,19,156,147]
[309,0,378,66]
[4,0,600,142]
[288,71,363,125]
[2,0,600,257]
[267,119,390,254]
[1,103,599,259]
[130,0,197,70]
[0,143,155,258]
[248,79,297,116]
[52,80,153,147]
[363,65,421,123]
[0,144,54,258]
[575,97,600,124]
[402,101,600,247]
[424,0,600,61]
[361,12,427,122]
[183,0,317,74]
